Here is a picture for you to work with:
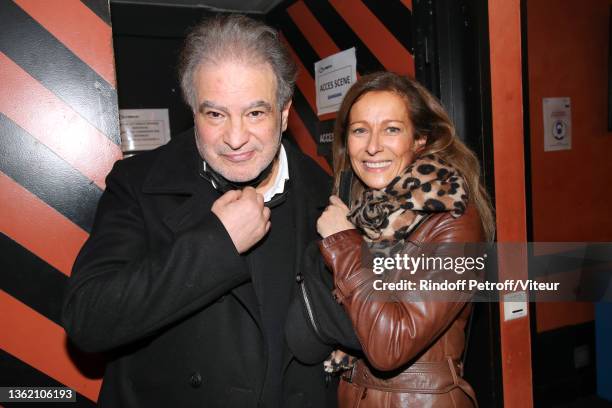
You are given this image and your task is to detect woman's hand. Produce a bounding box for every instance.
[317,195,355,238]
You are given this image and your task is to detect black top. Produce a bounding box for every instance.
[248,184,295,407]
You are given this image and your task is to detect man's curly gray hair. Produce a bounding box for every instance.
[178,14,298,111]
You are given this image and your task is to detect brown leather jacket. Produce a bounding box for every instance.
[318,206,484,408]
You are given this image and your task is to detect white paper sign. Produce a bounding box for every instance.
[119,108,171,152]
[543,97,572,151]
[315,48,357,115]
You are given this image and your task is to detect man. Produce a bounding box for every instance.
[62,14,336,407]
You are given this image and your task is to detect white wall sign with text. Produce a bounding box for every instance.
[543,97,572,152]
[119,108,171,153]
[314,48,357,115]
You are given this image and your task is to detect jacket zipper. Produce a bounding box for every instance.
[297,274,327,343]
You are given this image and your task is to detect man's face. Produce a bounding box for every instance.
[193,60,290,182]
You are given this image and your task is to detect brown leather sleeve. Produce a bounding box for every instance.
[318,206,485,371]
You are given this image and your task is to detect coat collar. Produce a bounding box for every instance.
[141,128,200,195]
[141,128,328,213]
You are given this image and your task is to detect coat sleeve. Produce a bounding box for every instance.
[318,209,484,371]
[61,160,250,353]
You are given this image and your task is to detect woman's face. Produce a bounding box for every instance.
[347,91,425,190]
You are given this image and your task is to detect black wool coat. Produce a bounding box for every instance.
[61,130,341,408]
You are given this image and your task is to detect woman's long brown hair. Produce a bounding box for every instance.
[332,72,495,241]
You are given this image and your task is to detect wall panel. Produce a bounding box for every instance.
[0,0,120,404]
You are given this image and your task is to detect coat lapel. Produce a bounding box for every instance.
[141,128,200,196]
[141,129,263,329]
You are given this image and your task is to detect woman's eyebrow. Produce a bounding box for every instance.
[348,119,406,126]
[348,120,367,126]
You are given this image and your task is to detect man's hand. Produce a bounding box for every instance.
[212,187,271,253]
[317,195,355,238]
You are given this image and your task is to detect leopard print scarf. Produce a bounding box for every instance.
[324,155,468,377]
[348,154,468,244]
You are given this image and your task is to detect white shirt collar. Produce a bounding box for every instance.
[202,145,289,203]
[263,144,289,202]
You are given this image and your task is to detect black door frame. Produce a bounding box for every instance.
[413,0,503,406]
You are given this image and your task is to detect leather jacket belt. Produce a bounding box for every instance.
[341,357,464,394]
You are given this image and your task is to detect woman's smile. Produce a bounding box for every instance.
[362,160,392,170]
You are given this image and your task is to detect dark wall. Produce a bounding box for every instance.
[111,3,217,136]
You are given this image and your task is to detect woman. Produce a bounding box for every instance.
[314,72,495,407]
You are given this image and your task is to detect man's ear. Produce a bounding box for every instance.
[281,100,292,132]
